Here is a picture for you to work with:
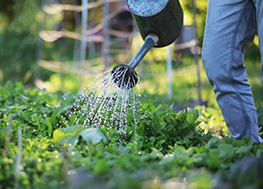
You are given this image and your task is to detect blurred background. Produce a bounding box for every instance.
[0,0,262,109]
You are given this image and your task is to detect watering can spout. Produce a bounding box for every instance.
[111,0,183,89]
[128,33,159,69]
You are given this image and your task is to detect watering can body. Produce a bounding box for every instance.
[111,0,184,89]
[126,0,183,47]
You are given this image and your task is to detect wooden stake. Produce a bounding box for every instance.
[15,128,23,189]
[3,116,13,158]
[192,0,202,105]
[102,0,110,70]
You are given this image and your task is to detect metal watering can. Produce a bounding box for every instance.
[111,0,183,89]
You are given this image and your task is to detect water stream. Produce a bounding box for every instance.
[62,68,142,135]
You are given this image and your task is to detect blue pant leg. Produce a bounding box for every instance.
[253,0,263,83]
[202,0,263,144]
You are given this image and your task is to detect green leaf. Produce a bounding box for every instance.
[218,143,234,162]
[59,125,83,134]
[4,114,8,123]
[60,92,76,107]
[156,135,166,141]
[31,113,40,127]
[53,129,66,142]
[186,112,196,123]
[94,159,110,174]
[53,125,83,142]
[205,137,220,148]
[45,118,53,135]
[137,124,144,134]
[236,145,253,155]
[80,128,107,145]
[59,135,79,151]
[206,149,221,170]
[116,154,130,168]
[19,95,28,102]
[143,100,155,106]
[23,112,31,122]
[149,149,164,159]
[53,126,80,151]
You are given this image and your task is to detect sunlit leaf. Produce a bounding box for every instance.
[80,128,107,145]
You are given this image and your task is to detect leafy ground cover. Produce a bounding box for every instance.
[1,82,263,189]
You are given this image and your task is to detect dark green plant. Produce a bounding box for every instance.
[1,81,263,189]
[0,81,59,140]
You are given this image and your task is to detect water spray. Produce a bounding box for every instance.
[111,0,183,89]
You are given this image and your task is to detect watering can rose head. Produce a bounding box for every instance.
[111,64,138,90]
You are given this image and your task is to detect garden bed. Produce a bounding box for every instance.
[1,82,263,189]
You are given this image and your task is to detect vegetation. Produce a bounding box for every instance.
[1,1,263,188]
[0,0,42,85]
[1,82,263,189]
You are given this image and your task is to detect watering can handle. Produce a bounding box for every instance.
[128,33,159,69]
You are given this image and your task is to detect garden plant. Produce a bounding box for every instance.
[1,81,263,189]
[1,0,263,188]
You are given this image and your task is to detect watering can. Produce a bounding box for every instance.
[111,0,183,89]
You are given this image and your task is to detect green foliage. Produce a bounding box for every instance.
[132,101,212,153]
[0,0,42,85]
[56,92,213,154]
[1,82,263,189]
[0,137,65,189]
[53,125,107,151]
[198,106,229,138]
[0,81,60,140]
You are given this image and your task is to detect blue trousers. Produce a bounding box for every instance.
[202,0,263,144]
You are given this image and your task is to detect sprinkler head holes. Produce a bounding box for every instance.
[111,64,138,90]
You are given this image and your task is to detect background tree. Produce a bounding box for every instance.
[0,0,259,87]
[0,0,42,86]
